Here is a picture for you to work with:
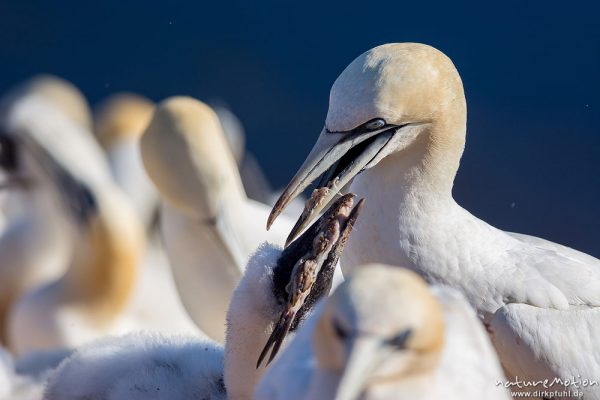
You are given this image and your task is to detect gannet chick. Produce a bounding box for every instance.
[256,265,510,400]
[94,93,158,227]
[268,42,600,398]
[140,96,298,342]
[42,195,362,400]
[43,333,226,400]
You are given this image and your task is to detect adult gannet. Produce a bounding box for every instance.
[140,96,303,342]
[94,93,158,227]
[268,43,600,398]
[2,95,202,355]
[0,137,71,343]
[42,196,362,400]
[0,76,97,341]
[256,264,510,400]
[0,75,96,339]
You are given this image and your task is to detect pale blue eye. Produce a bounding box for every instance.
[365,119,386,130]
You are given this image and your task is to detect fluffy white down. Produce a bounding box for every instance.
[14,347,72,381]
[224,242,283,400]
[0,347,53,400]
[253,302,324,400]
[41,242,292,400]
[43,332,225,400]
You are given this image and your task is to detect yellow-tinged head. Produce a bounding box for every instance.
[140,96,245,219]
[94,93,155,148]
[20,75,93,130]
[314,264,445,400]
[270,43,468,239]
[326,43,465,133]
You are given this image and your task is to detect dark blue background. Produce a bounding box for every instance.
[1,1,599,256]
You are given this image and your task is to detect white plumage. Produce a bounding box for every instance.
[141,96,296,342]
[4,92,203,355]
[93,93,158,228]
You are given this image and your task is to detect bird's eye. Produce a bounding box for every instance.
[332,318,348,340]
[386,328,412,349]
[364,118,386,131]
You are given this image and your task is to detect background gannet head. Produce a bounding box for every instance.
[13,75,93,130]
[269,43,467,241]
[94,93,155,149]
[314,264,444,400]
[0,86,113,211]
[141,96,246,219]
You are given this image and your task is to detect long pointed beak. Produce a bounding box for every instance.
[268,125,397,245]
[334,338,385,400]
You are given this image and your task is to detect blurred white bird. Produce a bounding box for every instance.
[256,264,510,400]
[2,94,202,355]
[141,96,304,342]
[43,333,227,400]
[42,197,361,400]
[0,75,95,342]
[94,93,158,228]
[268,42,600,399]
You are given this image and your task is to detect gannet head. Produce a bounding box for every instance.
[15,75,93,130]
[94,93,155,148]
[141,96,246,218]
[314,264,444,400]
[141,97,248,266]
[0,92,112,196]
[269,43,466,243]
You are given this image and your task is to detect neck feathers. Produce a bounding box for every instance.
[62,190,143,323]
[378,116,466,204]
